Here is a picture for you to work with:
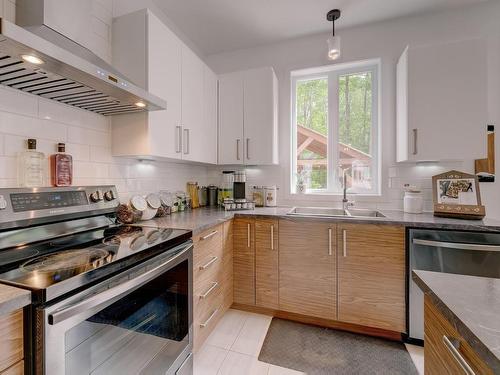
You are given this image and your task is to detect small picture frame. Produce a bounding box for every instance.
[432,170,485,220]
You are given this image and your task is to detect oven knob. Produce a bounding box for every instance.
[90,190,103,202]
[0,195,6,210]
[104,190,115,201]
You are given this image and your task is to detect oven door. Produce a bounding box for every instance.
[38,241,193,375]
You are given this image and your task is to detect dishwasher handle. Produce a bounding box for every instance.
[412,238,500,252]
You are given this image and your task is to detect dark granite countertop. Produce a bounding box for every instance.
[413,270,500,372]
[139,206,500,234]
[0,283,31,315]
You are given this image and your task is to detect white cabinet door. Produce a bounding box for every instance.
[243,68,279,165]
[181,46,206,162]
[201,66,218,164]
[397,39,487,162]
[147,11,183,160]
[218,72,244,164]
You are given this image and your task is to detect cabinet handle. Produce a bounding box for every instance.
[200,308,219,328]
[175,126,182,153]
[342,229,347,257]
[200,230,218,241]
[328,228,332,256]
[247,223,251,248]
[200,282,219,299]
[412,128,418,155]
[246,138,250,160]
[183,128,190,155]
[236,139,241,160]
[199,256,218,270]
[442,336,476,375]
[271,225,274,250]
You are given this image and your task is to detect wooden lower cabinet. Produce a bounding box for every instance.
[424,295,494,375]
[0,361,23,375]
[0,309,23,375]
[337,224,406,332]
[233,217,255,306]
[193,222,233,352]
[279,219,336,320]
[255,218,279,309]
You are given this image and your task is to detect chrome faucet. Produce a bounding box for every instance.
[342,167,355,212]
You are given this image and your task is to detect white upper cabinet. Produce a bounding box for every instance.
[181,46,216,163]
[218,67,279,165]
[111,9,217,164]
[396,38,487,162]
[218,72,244,164]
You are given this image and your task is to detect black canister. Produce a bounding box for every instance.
[207,185,218,206]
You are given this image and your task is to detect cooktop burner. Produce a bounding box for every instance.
[21,248,111,273]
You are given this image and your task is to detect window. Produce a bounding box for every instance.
[291,60,380,195]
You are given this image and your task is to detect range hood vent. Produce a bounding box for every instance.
[0,17,166,116]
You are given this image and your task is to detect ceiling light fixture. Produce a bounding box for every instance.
[326,9,341,61]
[21,54,44,65]
[135,102,146,108]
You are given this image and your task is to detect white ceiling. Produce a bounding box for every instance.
[153,0,487,56]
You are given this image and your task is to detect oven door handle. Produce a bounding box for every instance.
[412,238,500,252]
[48,243,192,325]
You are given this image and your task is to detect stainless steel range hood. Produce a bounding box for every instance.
[0,15,166,116]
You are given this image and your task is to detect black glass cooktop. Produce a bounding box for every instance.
[0,224,191,303]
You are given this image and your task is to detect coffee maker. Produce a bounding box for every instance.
[233,170,246,202]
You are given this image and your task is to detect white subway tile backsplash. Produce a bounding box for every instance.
[0,112,67,142]
[0,156,17,179]
[0,86,38,117]
[90,145,113,163]
[73,161,109,179]
[67,126,110,147]
[65,143,90,161]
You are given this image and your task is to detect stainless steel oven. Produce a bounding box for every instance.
[37,241,193,375]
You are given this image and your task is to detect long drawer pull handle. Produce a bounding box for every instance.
[328,228,332,256]
[199,256,218,270]
[247,223,251,248]
[200,282,219,299]
[413,128,418,155]
[200,308,219,328]
[412,239,500,252]
[442,336,476,375]
[342,229,347,257]
[200,230,218,241]
[271,225,274,250]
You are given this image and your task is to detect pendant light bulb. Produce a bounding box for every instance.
[326,9,341,61]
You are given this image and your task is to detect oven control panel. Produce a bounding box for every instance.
[0,186,119,228]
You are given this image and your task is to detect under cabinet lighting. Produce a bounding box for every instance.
[135,102,146,108]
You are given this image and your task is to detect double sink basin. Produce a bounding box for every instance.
[287,207,386,219]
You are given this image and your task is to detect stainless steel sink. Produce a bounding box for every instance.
[287,207,348,217]
[286,207,386,219]
[346,208,386,218]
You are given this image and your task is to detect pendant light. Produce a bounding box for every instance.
[326,9,341,60]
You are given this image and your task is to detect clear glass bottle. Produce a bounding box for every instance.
[17,138,45,187]
[50,143,73,187]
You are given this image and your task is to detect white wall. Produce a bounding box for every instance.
[0,4,209,202]
[206,1,500,218]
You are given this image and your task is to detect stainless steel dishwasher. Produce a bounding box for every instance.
[408,229,500,342]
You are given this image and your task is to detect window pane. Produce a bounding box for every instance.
[295,78,328,190]
[338,71,373,191]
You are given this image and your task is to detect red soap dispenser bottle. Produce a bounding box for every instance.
[50,143,73,186]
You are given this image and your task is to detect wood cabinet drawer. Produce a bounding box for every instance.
[0,310,23,373]
[424,296,493,375]
[193,294,224,352]
[0,361,23,375]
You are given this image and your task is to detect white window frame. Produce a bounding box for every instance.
[291,59,381,196]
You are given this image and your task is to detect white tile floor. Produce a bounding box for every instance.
[194,309,425,375]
